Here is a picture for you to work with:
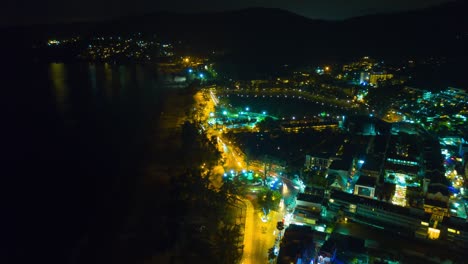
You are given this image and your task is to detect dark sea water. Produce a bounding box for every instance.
[4,63,167,264]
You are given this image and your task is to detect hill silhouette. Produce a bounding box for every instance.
[3,1,468,81]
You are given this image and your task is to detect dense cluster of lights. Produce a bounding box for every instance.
[47,37,80,46]
[47,34,174,61]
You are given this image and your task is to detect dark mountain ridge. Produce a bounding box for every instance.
[4,1,468,80]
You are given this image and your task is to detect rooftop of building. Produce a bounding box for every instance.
[386,153,419,164]
[424,198,448,208]
[278,224,315,264]
[387,148,420,160]
[428,184,450,196]
[294,207,322,218]
[355,175,377,187]
[329,156,353,171]
[329,193,468,232]
[360,155,383,173]
[372,135,388,154]
[305,152,332,160]
[320,238,337,255]
[349,135,373,146]
[384,162,419,174]
[283,223,314,235]
[425,166,445,174]
[331,233,366,254]
[297,193,324,204]
[443,216,468,231]
[304,186,325,196]
[330,190,424,217]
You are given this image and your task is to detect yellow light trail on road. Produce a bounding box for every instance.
[197,88,275,263]
[209,89,219,105]
[241,198,255,264]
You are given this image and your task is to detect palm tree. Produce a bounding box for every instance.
[258,188,281,217]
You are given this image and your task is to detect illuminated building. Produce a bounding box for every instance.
[249,79,270,88]
[304,154,333,170]
[281,120,338,133]
[328,156,354,191]
[424,198,449,240]
[383,134,422,191]
[438,87,468,105]
[318,238,337,264]
[384,158,420,185]
[328,190,468,248]
[293,194,324,226]
[368,72,393,87]
[320,235,367,264]
[423,91,433,101]
[343,56,375,72]
[354,175,376,198]
[329,190,428,235]
[359,71,370,85]
[424,199,448,216]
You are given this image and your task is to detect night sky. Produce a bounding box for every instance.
[3,0,452,26]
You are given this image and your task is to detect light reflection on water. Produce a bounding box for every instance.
[48,63,165,119]
[89,64,97,94]
[118,65,128,95]
[104,63,114,99]
[49,63,69,115]
[46,62,169,147]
